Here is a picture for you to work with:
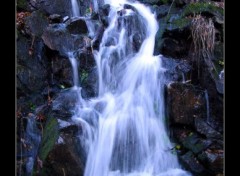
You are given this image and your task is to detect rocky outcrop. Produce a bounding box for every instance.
[167,82,206,125]
[41,24,84,55]
[34,0,72,17]
[40,120,85,176]
[66,18,88,35]
[167,81,223,175]
[25,10,49,37]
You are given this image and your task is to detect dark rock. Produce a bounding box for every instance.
[66,18,88,35]
[161,38,188,58]
[180,151,206,175]
[76,51,98,98]
[180,133,212,154]
[42,24,85,55]
[17,33,48,96]
[43,144,84,176]
[138,0,163,5]
[58,119,79,135]
[195,117,222,139]
[98,4,110,26]
[213,42,224,94]
[48,14,62,23]
[154,7,191,57]
[42,118,85,176]
[197,57,223,129]
[123,4,138,12]
[154,18,167,55]
[36,0,72,17]
[92,25,105,50]
[152,5,170,19]
[167,82,206,125]
[50,54,73,87]
[51,89,81,120]
[154,16,191,57]
[197,149,223,174]
[132,33,143,52]
[105,37,116,47]
[25,10,48,37]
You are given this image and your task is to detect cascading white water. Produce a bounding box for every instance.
[69,0,191,175]
[71,0,80,17]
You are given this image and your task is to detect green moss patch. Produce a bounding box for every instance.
[17,0,27,10]
[183,2,223,17]
[38,117,59,161]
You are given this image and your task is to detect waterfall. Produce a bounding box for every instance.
[71,0,80,17]
[69,0,191,175]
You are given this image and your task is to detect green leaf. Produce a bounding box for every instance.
[175,145,181,150]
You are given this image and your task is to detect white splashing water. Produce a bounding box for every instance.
[69,0,191,175]
[68,52,79,87]
[71,0,80,17]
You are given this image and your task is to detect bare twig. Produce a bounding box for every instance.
[167,0,176,17]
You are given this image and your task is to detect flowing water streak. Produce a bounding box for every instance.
[71,0,80,17]
[68,52,80,87]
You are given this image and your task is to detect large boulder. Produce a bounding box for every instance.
[43,144,84,176]
[167,82,206,125]
[180,151,207,175]
[37,117,85,176]
[98,4,111,27]
[17,32,48,97]
[197,148,223,175]
[76,51,98,98]
[66,18,88,35]
[41,24,86,55]
[25,10,49,37]
[50,53,73,87]
[35,0,72,17]
[195,117,222,139]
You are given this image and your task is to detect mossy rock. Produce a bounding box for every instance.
[167,16,191,30]
[38,117,59,161]
[183,2,224,17]
[17,0,28,11]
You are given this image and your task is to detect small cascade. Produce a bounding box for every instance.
[25,115,41,175]
[71,0,80,17]
[68,0,191,175]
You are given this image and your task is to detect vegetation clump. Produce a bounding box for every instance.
[38,117,59,161]
[183,2,223,17]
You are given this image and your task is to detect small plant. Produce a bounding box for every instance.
[60,84,65,89]
[81,70,88,83]
[218,60,224,66]
[85,5,93,16]
[191,15,215,60]
[29,102,36,111]
[190,15,217,76]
